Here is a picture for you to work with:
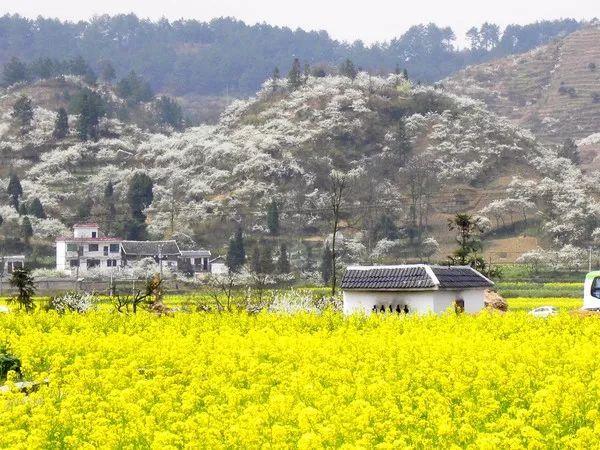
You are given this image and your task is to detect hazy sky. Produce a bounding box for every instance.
[4,0,598,44]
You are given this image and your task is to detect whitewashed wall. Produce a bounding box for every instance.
[343,289,485,315]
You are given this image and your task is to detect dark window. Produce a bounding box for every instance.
[109,244,120,253]
[203,258,208,271]
[592,277,600,299]
[69,260,80,267]
[107,259,118,267]
[88,244,99,252]
[67,243,78,252]
[91,232,97,238]
[86,259,100,269]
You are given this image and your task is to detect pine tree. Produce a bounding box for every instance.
[126,173,153,240]
[288,58,303,90]
[340,59,358,80]
[155,96,184,130]
[321,244,332,284]
[12,95,34,132]
[267,200,279,235]
[2,57,28,86]
[72,88,105,141]
[272,67,280,92]
[226,227,246,272]
[251,244,262,273]
[560,138,580,165]
[29,198,46,219]
[104,182,116,234]
[278,243,291,274]
[7,174,23,210]
[8,267,35,312]
[260,244,274,274]
[53,107,69,139]
[99,60,116,83]
[21,217,33,244]
[403,68,409,79]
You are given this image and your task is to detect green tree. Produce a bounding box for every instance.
[267,200,280,235]
[99,60,116,83]
[226,227,246,272]
[7,174,23,210]
[12,95,34,132]
[21,217,33,244]
[372,214,400,241]
[339,59,358,80]
[155,96,184,129]
[560,138,580,165]
[8,267,35,312]
[31,57,55,79]
[104,182,117,235]
[116,71,154,103]
[2,57,28,86]
[53,107,69,139]
[29,198,46,219]
[127,173,153,240]
[278,243,291,274]
[321,244,332,285]
[447,213,490,274]
[72,88,105,141]
[250,244,262,273]
[271,67,280,92]
[260,244,274,275]
[288,58,303,90]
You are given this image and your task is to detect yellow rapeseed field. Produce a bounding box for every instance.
[2,310,600,449]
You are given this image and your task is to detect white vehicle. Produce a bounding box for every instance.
[0,305,9,314]
[529,306,558,317]
[583,271,600,310]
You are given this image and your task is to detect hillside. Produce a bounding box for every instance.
[0,14,583,97]
[3,72,596,272]
[445,23,600,145]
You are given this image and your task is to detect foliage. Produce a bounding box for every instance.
[0,16,581,96]
[154,96,184,130]
[116,71,154,104]
[71,88,105,141]
[266,200,279,235]
[52,108,69,139]
[12,95,34,132]
[28,198,46,219]
[8,267,35,312]
[0,346,21,382]
[49,291,98,313]
[277,243,291,274]
[226,227,246,272]
[2,56,28,86]
[6,174,22,211]
[3,311,600,447]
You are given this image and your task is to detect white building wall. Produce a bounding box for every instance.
[343,291,437,315]
[73,226,99,238]
[56,241,67,271]
[343,288,486,315]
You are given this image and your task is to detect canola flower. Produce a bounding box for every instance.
[2,310,600,449]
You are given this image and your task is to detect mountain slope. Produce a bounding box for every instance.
[445,23,600,145]
[1,73,571,268]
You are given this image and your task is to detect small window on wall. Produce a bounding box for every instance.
[67,243,78,252]
[69,260,80,267]
[454,299,465,314]
[88,244,99,252]
[109,244,120,253]
[592,277,600,299]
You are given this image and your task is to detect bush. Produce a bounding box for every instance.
[49,291,98,313]
[0,347,21,382]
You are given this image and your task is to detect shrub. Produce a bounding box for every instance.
[49,291,98,313]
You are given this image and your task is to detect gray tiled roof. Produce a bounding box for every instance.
[180,250,211,257]
[342,266,435,290]
[431,266,494,289]
[121,240,181,256]
[341,265,493,291]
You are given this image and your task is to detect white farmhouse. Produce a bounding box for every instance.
[56,223,122,273]
[341,264,494,315]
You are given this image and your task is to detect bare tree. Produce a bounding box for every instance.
[326,169,361,297]
[402,155,438,247]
